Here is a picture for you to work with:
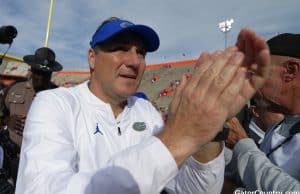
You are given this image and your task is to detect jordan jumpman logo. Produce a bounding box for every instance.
[94,123,103,135]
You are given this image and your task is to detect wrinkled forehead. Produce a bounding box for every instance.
[271,55,300,66]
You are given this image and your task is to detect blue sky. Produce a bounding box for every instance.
[1,0,299,70]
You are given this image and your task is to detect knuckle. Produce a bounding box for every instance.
[205,67,217,77]
[182,87,192,99]
[213,75,227,88]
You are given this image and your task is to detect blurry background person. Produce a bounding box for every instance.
[3,47,62,146]
[0,24,21,193]
[247,96,284,144]
[1,47,62,185]
[226,96,284,148]
[224,33,300,192]
[0,74,27,129]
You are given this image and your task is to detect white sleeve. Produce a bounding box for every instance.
[165,145,225,194]
[15,91,179,194]
[232,138,300,191]
[86,137,178,194]
[138,98,225,194]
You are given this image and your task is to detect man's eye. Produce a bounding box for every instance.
[117,46,129,51]
[105,46,129,52]
[137,49,146,57]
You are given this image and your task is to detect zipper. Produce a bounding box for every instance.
[116,120,121,136]
[118,127,121,136]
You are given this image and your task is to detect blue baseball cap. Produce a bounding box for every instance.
[90,19,160,52]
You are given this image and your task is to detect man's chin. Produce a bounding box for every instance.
[34,86,48,92]
[116,90,136,99]
[118,85,138,95]
[263,99,288,114]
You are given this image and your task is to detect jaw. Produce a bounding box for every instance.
[89,72,141,103]
[115,77,140,96]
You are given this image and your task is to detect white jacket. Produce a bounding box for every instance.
[16,82,224,194]
[260,115,300,180]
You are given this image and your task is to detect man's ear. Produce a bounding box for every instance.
[88,48,96,71]
[249,105,259,118]
[283,60,300,82]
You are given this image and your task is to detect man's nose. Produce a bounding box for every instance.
[124,47,143,67]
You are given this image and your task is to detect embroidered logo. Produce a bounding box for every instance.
[94,123,103,135]
[120,21,133,28]
[132,122,146,132]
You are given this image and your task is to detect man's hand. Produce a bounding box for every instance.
[157,28,271,166]
[228,28,271,118]
[158,48,247,165]
[225,117,248,149]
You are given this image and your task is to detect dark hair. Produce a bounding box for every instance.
[96,17,121,32]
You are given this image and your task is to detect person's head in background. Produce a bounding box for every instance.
[249,96,284,132]
[23,47,62,92]
[258,33,300,115]
[87,17,159,112]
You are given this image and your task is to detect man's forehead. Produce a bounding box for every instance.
[271,55,300,64]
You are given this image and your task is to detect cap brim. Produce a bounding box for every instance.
[117,25,159,52]
[91,20,160,52]
[23,55,63,72]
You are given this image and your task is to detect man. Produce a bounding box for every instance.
[3,47,62,146]
[1,47,62,183]
[226,97,284,147]
[16,17,270,194]
[248,96,284,144]
[225,33,300,191]
[0,74,27,127]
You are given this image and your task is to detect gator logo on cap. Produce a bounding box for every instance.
[120,22,133,28]
[132,122,146,131]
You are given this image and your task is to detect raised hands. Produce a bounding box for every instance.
[231,28,271,118]
[225,117,248,149]
[157,28,271,165]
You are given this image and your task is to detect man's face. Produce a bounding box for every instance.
[31,69,52,91]
[88,31,147,101]
[258,55,287,112]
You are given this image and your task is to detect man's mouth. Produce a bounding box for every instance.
[119,73,137,79]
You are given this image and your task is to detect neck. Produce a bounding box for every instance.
[88,80,127,117]
[285,98,300,115]
[253,118,268,132]
[33,82,51,93]
[254,113,283,131]
[110,101,127,118]
[281,84,300,115]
